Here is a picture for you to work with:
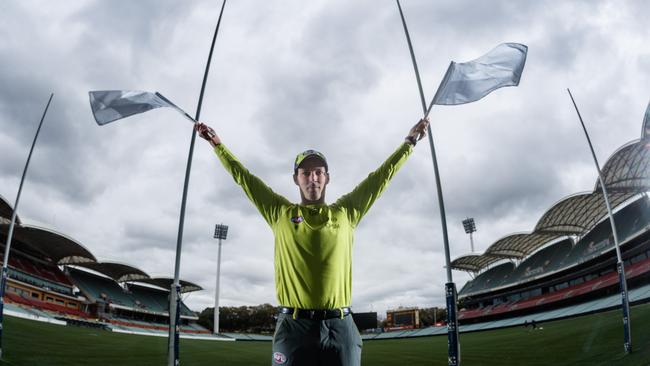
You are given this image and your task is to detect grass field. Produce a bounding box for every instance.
[2,303,649,365]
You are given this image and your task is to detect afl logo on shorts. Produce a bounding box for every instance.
[273,352,287,364]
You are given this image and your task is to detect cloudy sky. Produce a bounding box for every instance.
[1,0,649,316]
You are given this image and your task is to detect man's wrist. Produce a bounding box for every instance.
[405,135,417,146]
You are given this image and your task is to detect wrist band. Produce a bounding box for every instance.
[204,129,216,140]
[406,135,417,146]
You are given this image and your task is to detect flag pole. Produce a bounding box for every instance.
[396,2,460,365]
[0,93,54,360]
[167,1,227,365]
[566,88,632,354]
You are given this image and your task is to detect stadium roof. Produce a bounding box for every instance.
[452,111,650,274]
[73,262,150,282]
[452,192,643,273]
[130,278,203,293]
[595,140,650,192]
[0,194,20,225]
[1,223,96,264]
[534,191,639,234]
[450,254,504,273]
[484,232,567,259]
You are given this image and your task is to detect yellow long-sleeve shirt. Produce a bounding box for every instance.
[214,143,412,309]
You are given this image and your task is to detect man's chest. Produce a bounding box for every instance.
[275,205,352,247]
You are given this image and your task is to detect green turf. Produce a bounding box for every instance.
[2,303,649,365]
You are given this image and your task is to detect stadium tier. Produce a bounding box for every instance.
[4,291,88,318]
[459,262,514,296]
[456,194,650,324]
[1,194,205,336]
[68,267,198,319]
[68,267,137,307]
[127,283,167,312]
[126,283,196,317]
[502,238,573,286]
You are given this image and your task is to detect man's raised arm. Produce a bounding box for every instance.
[335,118,429,226]
[195,122,290,225]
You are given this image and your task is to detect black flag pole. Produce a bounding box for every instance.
[396,2,460,365]
[0,93,54,360]
[167,1,227,365]
[566,88,632,354]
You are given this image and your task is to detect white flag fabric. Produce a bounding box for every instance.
[433,43,528,105]
[89,90,194,125]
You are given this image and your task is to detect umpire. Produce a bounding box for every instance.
[196,118,428,366]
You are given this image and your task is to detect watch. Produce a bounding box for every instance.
[204,128,216,140]
[406,135,417,146]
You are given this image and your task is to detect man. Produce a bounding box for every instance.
[195,118,429,366]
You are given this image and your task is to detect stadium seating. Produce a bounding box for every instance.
[68,268,137,307]
[359,280,650,341]
[0,252,73,295]
[459,262,515,296]
[127,284,168,312]
[560,199,650,270]
[503,239,572,286]
[458,254,650,320]
[4,291,89,318]
[460,197,650,300]
[106,316,211,335]
[7,268,72,294]
[5,255,72,286]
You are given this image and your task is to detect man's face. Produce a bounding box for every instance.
[293,157,329,203]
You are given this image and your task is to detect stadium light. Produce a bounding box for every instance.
[213,223,228,334]
[462,217,477,253]
[214,224,229,240]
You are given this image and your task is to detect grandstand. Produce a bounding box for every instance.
[454,194,650,323]
[451,120,650,326]
[0,194,213,338]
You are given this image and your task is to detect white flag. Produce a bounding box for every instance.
[88,90,195,125]
[433,43,528,105]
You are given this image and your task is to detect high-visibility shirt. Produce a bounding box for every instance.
[214,142,412,309]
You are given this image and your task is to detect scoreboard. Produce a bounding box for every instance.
[351,312,378,331]
[386,308,420,330]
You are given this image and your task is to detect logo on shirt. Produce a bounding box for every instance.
[290,216,304,224]
[273,352,287,364]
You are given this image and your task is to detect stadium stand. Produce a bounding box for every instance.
[68,267,200,320]
[1,201,206,337]
[453,193,650,328]
[5,291,88,318]
[361,281,650,341]
[68,267,136,307]
[451,110,650,329]
[126,283,168,313]
[459,251,650,320]
[459,195,650,294]
[502,239,572,286]
[459,262,515,296]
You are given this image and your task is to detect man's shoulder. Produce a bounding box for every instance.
[328,200,350,213]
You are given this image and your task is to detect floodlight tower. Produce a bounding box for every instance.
[213,223,229,334]
[462,218,477,253]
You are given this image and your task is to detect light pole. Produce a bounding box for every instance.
[462,218,476,253]
[213,223,228,334]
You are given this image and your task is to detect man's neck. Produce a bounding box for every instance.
[300,193,326,205]
[301,198,325,205]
